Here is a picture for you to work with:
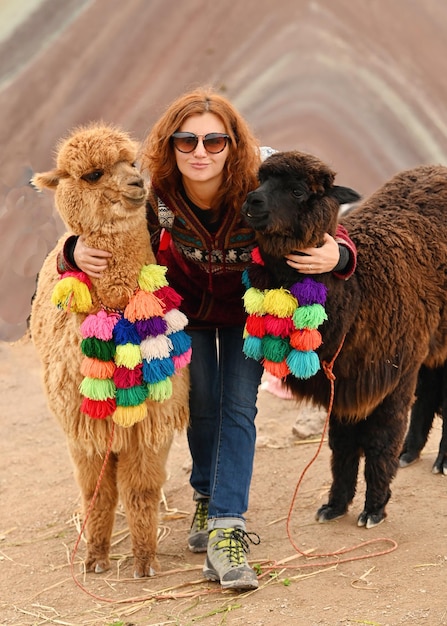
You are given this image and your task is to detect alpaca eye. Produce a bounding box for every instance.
[82,170,104,183]
[292,189,304,199]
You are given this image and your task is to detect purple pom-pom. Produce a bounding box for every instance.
[290,278,327,306]
[135,316,168,339]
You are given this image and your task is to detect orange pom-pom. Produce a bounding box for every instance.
[80,357,116,379]
[263,359,290,378]
[290,328,322,351]
[124,289,165,322]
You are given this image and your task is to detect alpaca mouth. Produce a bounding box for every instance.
[123,192,147,205]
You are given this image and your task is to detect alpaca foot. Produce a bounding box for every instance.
[85,556,111,574]
[134,566,156,578]
[398,450,420,468]
[432,452,447,475]
[315,503,347,523]
[133,555,159,578]
[357,509,386,528]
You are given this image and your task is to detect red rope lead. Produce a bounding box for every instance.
[285,334,398,568]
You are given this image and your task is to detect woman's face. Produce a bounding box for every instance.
[173,112,229,187]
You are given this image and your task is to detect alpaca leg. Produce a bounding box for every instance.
[433,365,447,474]
[399,365,443,467]
[358,395,409,528]
[432,413,447,474]
[316,418,361,523]
[69,442,118,573]
[117,438,172,578]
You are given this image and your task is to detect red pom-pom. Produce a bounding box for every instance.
[81,397,116,419]
[113,364,143,388]
[245,314,266,338]
[154,285,183,312]
[251,246,264,266]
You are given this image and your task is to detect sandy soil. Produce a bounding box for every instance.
[1,335,447,626]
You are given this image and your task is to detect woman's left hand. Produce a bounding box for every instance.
[285,233,340,274]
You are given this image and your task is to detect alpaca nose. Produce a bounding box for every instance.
[243,191,267,219]
[130,176,144,188]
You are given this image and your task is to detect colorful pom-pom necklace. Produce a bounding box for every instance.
[242,247,328,380]
[52,264,192,427]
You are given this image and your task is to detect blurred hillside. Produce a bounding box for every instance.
[2,0,447,340]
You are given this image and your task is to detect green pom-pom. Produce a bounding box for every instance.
[116,384,148,407]
[79,377,116,400]
[293,304,328,330]
[81,337,116,361]
[147,377,173,401]
[262,334,291,363]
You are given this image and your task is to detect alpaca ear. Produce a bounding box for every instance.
[30,169,64,191]
[329,185,361,205]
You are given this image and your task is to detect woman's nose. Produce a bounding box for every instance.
[193,138,207,156]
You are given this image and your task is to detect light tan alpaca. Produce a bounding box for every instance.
[30,123,190,577]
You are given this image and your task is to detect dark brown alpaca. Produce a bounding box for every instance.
[241,151,447,528]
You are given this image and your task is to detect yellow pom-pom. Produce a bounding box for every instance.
[113,403,147,427]
[138,264,169,292]
[115,343,142,368]
[263,288,297,318]
[243,287,266,315]
[51,277,92,312]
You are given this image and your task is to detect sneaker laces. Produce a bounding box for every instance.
[213,528,261,567]
[191,500,209,532]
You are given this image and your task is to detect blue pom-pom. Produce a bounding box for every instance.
[169,330,192,356]
[113,317,141,345]
[243,335,263,361]
[241,268,252,289]
[142,356,175,384]
[286,349,320,379]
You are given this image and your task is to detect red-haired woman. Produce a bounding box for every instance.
[60,87,356,590]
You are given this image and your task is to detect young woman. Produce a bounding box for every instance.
[60,87,357,591]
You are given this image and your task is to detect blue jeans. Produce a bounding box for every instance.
[187,326,263,524]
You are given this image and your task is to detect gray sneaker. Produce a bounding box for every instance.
[188,498,209,553]
[203,527,260,590]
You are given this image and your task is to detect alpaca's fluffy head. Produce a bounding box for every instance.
[31,123,147,235]
[242,151,360,257]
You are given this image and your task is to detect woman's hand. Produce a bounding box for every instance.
[285,233,340,274]
[74,237,111,278]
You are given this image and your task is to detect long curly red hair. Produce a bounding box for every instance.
[140,87,261,214]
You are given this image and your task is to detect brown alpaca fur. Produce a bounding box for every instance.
[242,151,447,528]
[30,124,189,577]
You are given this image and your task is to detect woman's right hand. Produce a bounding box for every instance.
[74,236,112,278]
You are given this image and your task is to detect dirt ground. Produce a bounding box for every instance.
[1,335,447,626]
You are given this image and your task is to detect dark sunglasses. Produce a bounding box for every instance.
[171,132,230,154]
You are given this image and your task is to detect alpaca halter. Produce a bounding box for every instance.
[51,264,192,427]
[242,247,328,379]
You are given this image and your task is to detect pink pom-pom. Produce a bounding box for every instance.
[264,315,295,338]
[173,347,192,370]
[80,310,120,340]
